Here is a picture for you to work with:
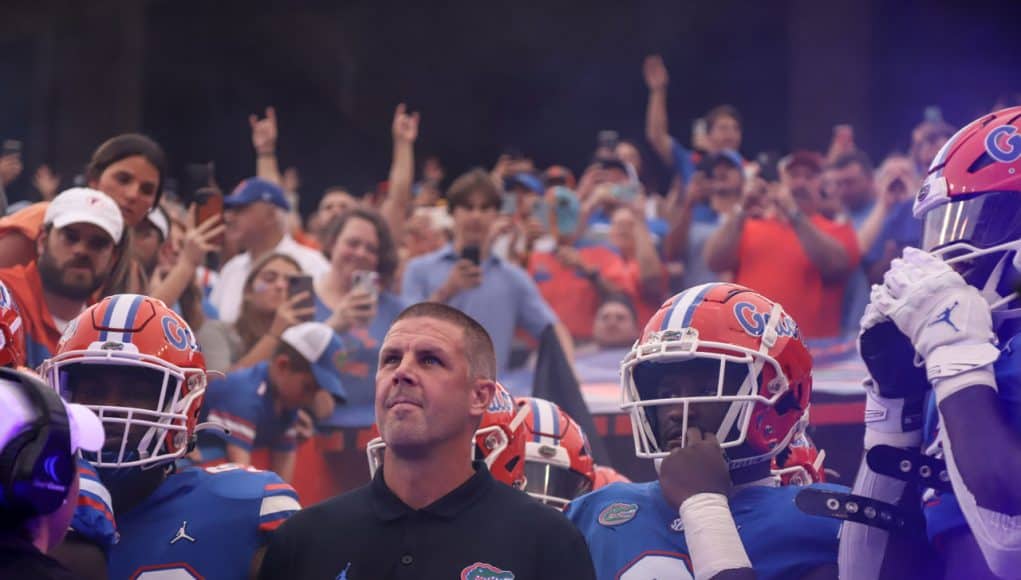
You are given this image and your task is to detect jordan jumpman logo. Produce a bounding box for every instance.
[170,521,196,544]
[928,301,961,332]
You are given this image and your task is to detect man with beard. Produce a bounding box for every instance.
[704,151,859,340]
[0,188,122,367]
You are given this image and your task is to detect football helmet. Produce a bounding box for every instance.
[366,382,527,488]
[515,397,595,509]
[40,294,208,469]
[914,105,1021,325]
[0,281,25,368]
[621,283,813,468]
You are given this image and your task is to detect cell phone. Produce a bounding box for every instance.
[351,270,379,298]
[2,140,22,157]
[184,162,215,202]
[287,275,316,321]
[597,130,619,151]
[193,188,224,246]
[756,152,781,183]
[460,246,481,266]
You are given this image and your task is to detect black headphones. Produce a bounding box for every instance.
[0,367,74,517]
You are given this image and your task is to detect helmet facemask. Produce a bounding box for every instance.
[621,324,799,468]
[43,351,205,470]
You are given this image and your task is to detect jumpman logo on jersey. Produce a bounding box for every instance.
[928,301,961,332]
[170,521,196,544]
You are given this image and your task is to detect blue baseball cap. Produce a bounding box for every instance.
[280,322,347,402]
[698,149,744,173]
[224,177,290,211]
[504,173,545,195]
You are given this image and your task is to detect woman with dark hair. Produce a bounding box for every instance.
[0,133,166,270]
[313,208,406,426]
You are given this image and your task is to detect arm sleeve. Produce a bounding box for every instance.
[670,138,697,186]
[70,458,117,553]
[258,474,302,535]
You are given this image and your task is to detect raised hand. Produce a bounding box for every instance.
[32,164,60,201]
[270,292,317,337]
[181,213,226,268]
[249,107,278,155]
[327,288,378,333]
[643,54,669,92]
[392,103,420,144]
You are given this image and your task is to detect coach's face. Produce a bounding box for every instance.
[376,317,487,455]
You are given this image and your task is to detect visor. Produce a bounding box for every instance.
[523,462,592,508]
[923,191,1021,254]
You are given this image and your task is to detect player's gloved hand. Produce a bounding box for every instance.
[858,300,930,401]
[872,247,999,400]
[858,298,928,450]
[659,428,731,509]
[70,457,118,553]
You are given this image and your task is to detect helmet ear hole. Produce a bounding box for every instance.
[773,391,802,416]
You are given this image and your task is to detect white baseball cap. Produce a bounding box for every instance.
[280,322,347,402]
[0,375,104,455]
[44,188,124,244]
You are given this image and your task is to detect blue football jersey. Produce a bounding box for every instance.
[922,332,1021,542]
[565,481,842,580]
[109,463,300,579]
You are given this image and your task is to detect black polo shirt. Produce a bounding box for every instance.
[259,461,595,580]
[0,533,77,580]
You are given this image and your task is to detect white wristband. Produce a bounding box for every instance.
[863,387,923,450]
[679,493,752,580]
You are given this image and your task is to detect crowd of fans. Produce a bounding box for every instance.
[0,54,956,483]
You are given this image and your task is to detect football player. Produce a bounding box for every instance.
[41,294,301,579]
[514,397,596,509]
[839,106,1021,579]
[565,283,844,580]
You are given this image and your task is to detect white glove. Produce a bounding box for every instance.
[872,248,999,401]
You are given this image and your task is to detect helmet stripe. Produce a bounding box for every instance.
[534,399,558,446]
[121,295,145,343]
[101,294,144,343]
[529,399,542,443]
[664,283,715,331]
